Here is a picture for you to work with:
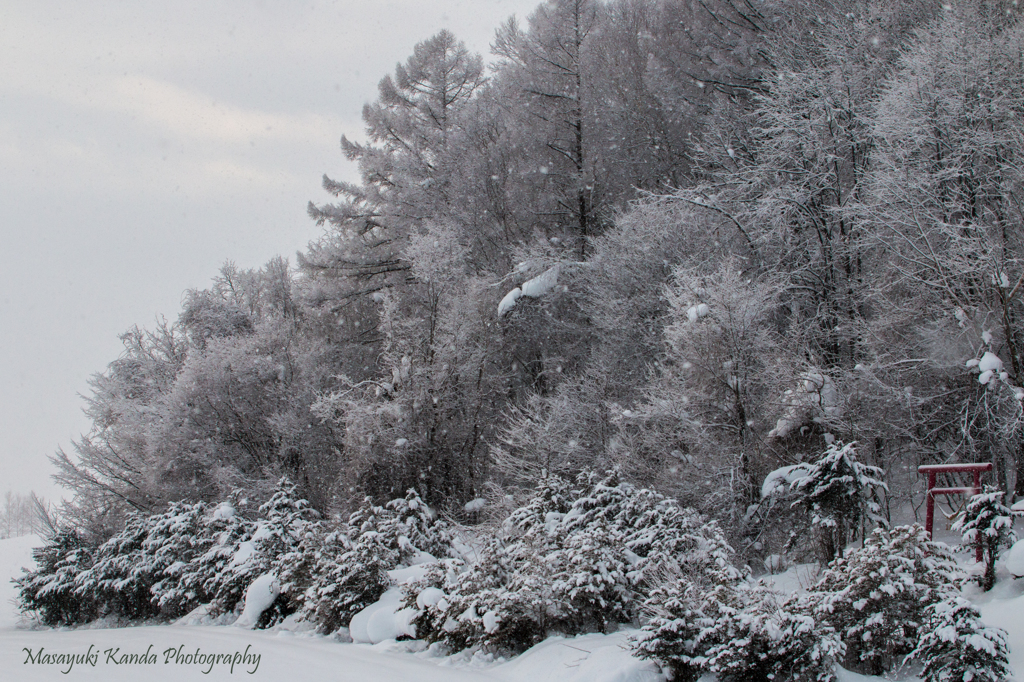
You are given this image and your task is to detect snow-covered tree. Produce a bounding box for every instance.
[953,487,1017,591]
[700,584,842,682]
[908,596,1011,682]
[74,512,160,620]
[407,471,739,654]
[636,581,842,682]
[806,524,963,674]
[16,529,96,626]
[864,1,1024,497]
[301,529,396,634]
[791,441,887,562]
[140,501,213,618]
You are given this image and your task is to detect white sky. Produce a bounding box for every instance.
[0,0,541,502]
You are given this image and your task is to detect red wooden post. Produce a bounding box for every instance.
[918,463,993,564]
[972,469,984,563]
[925,472,936,539]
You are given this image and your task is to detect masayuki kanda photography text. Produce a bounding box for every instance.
[22,644,261,674]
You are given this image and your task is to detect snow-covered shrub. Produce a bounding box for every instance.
[272,520,325,620]
[907,596,1011,682]
[376,489,453,562]
[206,479,317,621]
[406,471,739,654]
[790,441,887,562]
[74,512,161,620]
[302,529,397,634]
[141,501,214,617]
[952,487,1016,591]
[295,489,449,635]
[806,524,963,675]
[16,529,97,626]
[551,524,632,632]
[636,581,841,682]
[633,577,732,682]
[700,584,842,682]
[183,495,256,614]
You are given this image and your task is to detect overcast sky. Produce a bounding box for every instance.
[0,0,541,502]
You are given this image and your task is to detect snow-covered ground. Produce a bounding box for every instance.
[0,535,662,681]
[3,533,1024,682]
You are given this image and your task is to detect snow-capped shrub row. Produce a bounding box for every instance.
[400,471,739,653]
[17,472,1013,682]
[16,478,450,630]
[635,523,1011,682]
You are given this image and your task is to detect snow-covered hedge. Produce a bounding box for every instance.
[16,481,455,632]
[402,471,739,654]
[803,524,963,675]
[636,579,841,682]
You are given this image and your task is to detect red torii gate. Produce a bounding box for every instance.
[919,462,992,562]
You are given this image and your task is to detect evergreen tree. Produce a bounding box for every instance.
[16,529,96,626]
[792,441,887,562]
[953,487,1016,592]
[908,596,1011,682]
[806,524,963,675]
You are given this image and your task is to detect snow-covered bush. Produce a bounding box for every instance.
[16,529,97,626]
[301,528,396,634]
[206,479,317,622]
[636,581,842,682]
[294,489,450,635]
[183,495,256,614]
[952,487,1016,591]
[633,578,735,682]
[805,524,963,675]
[140,501,214,617]
[701,584,842,682]
[907,596,1011,682]
[790,441,887,562]
[74,512,161,620]
[375,489,453,562]
[405,471,739,654]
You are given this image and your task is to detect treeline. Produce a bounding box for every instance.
[54,0,1024,564]
[1,491,49,539]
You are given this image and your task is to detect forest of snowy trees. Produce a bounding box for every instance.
[36,0,1024,609]
[16,1,1024,678]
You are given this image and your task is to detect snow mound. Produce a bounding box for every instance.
[498,287,522,317]
[349,586,417,643]
[520,265,560,298]
[686,303,709,323]
[498,265,562,317]
[1006,539,1024,578]
[493,631,663,682]
[212,502,234,520]
[234,572,280,629]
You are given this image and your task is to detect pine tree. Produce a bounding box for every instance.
[908,596,1011,682]
[792,441,887,562]
[16,529,96,626]
[953,487,1016,592]
[806,524,963,675]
